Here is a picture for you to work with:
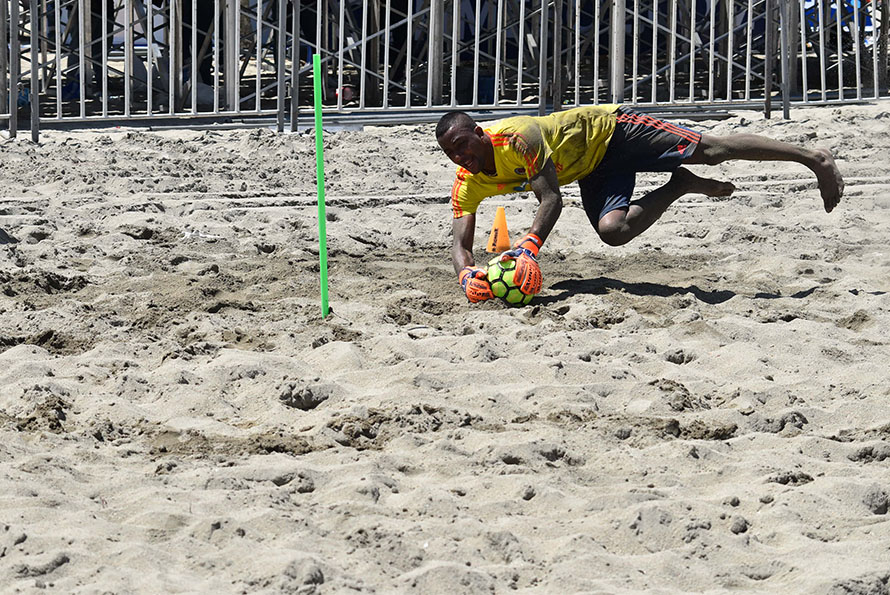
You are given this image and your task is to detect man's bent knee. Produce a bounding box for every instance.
[599,231,633,247]
[597,223,633,246]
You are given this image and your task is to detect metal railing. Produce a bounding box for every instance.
[2,0,888,139]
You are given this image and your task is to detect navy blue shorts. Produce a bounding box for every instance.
[580,107,702,231]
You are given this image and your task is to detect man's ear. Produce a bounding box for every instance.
[474,125,485,137]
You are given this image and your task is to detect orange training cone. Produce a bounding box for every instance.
[486,206,511,253]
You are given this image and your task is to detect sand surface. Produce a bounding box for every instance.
[1,102,889,594]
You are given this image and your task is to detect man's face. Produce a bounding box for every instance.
[438,126,487,174]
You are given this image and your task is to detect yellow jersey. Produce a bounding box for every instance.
[450,104,620,218]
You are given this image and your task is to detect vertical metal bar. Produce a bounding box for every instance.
[799,0,808,101]
[213,0,219,113]
[315,0,322,65]
[428,0,443,105]
[30,0,39,142]
[193,0,199,112]
[610,0,625,103]
[125,0,132,117]
[727,0,734,101]
[291,0,300,131]
[817,0,826,99]
[872,0,880,97]
[102,0,108,116]
[517,0,526,105]
[473,0,481,106]
[337,0,344,110]
[779,0,790,117]
[669,0,677,102]
[256,0,262,111]
[0,0,8,117]
[170,0,177,114]
[227,0,238,109]
[11,0,19,136]
[367,0,380,106]
[437,0,448,107]
[494,0,503,106]
[360,0,368,108]
[708,0,715,101]
[553,0,562,109]
[277,0,286,129]
[148,0,155,114]
[765,0,773,116]
[853,0,862,99]
[649,0,656,102]
[538,0,548,114]
[236,0,241,110]
[383,0,391,108]
[406,0,415,108]
[597,0,604,101]
[40,0,47,90]
[575,0,581,105]
[54,0,61,117]
[836,0,843,99]
[632,0,639,103]
[692,0,699,100]
[315,0,322,104]
[745,0,753,100]
[881,0,889,95]
[78,0,86,118]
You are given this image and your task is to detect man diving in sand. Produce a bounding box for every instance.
[436,105,845,303]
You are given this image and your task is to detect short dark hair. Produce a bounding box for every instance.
[436,111,476,139]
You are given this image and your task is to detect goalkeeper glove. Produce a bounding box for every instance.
[499,233,543,295]
[458,266,494,303]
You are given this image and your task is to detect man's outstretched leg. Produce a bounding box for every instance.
[597,168,735,246]
[684,134,844,213]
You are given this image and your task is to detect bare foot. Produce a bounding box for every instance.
[671,167,736,197]
[812,148,844,213]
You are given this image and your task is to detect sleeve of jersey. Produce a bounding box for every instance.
[451,171,485,219]
[508,124,551,179]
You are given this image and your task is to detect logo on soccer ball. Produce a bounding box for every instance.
[486,256,535,306]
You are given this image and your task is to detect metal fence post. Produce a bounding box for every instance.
[553,0,563,110]
[429,0,443,105]
[277,0,287,131]
[0,0,7,118]
[881,0,889,90]
[10,0,19,137]
[538,0,548,115]
[290,0,300,131]
[778,0,791,119]
[30,0,39,142]
[764,0,774,118]
[610,0,626,103]
[226,0,239,110]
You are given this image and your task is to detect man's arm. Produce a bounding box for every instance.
[527,159,563,243]
[452,212,477,275]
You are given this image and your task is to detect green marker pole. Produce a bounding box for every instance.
[312,54,330,318]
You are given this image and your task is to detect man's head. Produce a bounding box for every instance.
[436,111,491,175]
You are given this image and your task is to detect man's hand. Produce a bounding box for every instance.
[459,266,494,303]
[497,233,543,296]
[509,233,542,258]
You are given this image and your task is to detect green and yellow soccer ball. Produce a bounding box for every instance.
[487,255,535,306]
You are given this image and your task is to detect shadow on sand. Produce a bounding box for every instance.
[535,277,738,306]
[533,275,844,307]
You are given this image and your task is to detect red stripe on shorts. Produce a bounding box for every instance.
[616,113,701,144]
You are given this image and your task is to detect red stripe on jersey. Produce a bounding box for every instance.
[451,178,464,218]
